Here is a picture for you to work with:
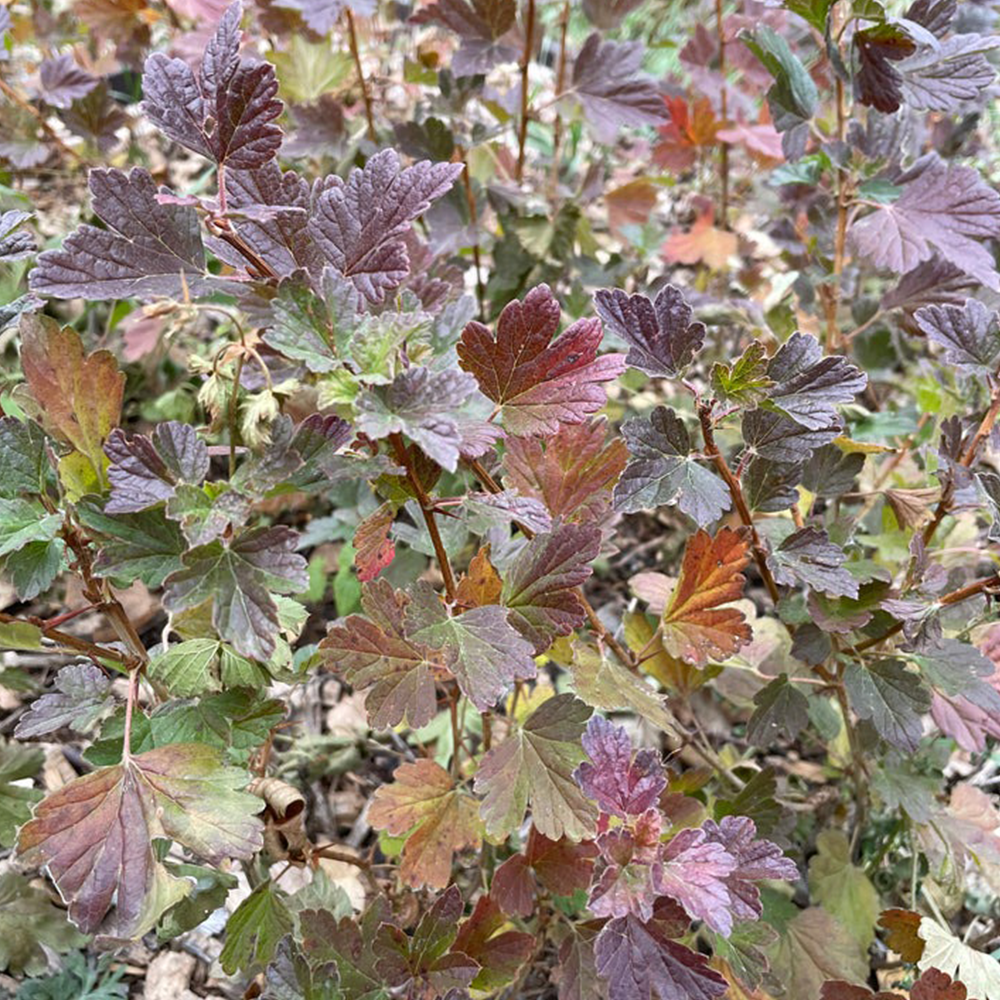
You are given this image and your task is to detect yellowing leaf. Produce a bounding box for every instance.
[662,205,738,270]
[660,527,753,667]
[808,830,880,949]
[367,758,481,888]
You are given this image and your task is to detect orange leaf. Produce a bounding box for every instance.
[354,501,396,582]
[368,758,482,889]
[606,178,658,240]
[878,908,925,963]
[653,96,719,173]
[660,527,752,667]
[456,544,503,608]
[662,206,738,271]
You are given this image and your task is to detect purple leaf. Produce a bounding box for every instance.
[411,0,519,76]
[404,580,537,711]
[29,168,209,301]
[742,409,842,463]
[308,149,463,303]
[37,53,98,109]
[594,285,705,378]
[162,526,308,660]
[844,658,932,752]
[850,157,1000,290]
[590,820,663,921]
[0,210,35,261]
[594,914,728,1000]
[14,663,114,739]
[142,1,282,169]
[570,34,669,143]
[58,83,128,154]
[652,827,737,934]
[613,406,730,526]
[356,366,478,473]
[463,490,553,535]
[574,716,666,818]
[767,526,860,598]
[915,298,1000,374]
[500,523,601,653]
[272,0,375,35]
[853,25,915,114]
[764,332,867,431]
[881,257,974,315]
[899,33,999,111]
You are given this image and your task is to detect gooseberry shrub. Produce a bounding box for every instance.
[2,0,1000,997]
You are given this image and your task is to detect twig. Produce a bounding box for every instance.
[515,0,536,183]
[390,434,456,600]
[458,154,485,322]
[0,611,128,664]
[0,78,86,165]
[549,0,570,197]
[715,0,729,228]
[346,9,377,142]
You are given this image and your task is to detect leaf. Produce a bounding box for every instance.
[404,581,536,710]
[593,285,705,378]
[0,209,35,260]
[452,895,534,991]
[0,498,60,558]
[143,1,282,169]
[569,34,669,143]
[613,407,729,526]
[367,758,481,888]
[742,408,842,463]
[356,366,477,473]
[374,886,479,995]
[594,914,728,1000]
[853,24,916,113]
[802,445,866,497]
[850,157,1000,290]
[308,149,462,303]
[767,527,859,598]
[220,882,294,975]
[899,33,999,112]
[0,741,43,848]
[411,0,518,76]
[0,621,43,650]
[844,658,931,752]
[459,284,626,437]
[502,418,628,525]
[37,53,98,108]
[320,580,440,730]
[662,205,738,270]
[104,421,209,513]
[740,27,818,131]
[808,830,879,949]
[710,342,774,406]
[911,969,969,1000]
[455,545,503,608]
[148,638,221,697]
[653,96,720,172]
[59,81,129,154]
[763,333,867,431]
[19,315,124,480]
[474,693,597,840]
[0,872,87,976]
[273,0,374,37]
[354,502,396,583]
[17,743,263,935]
[500,523,601,653]
[918,918,1000,1000]
[14,662,115,739]
[569,641,681,738]
[916,298,1000,375]
[768,907,869,998]
[747,674,809,745]
[29,167,210,300]
[606,179,659,240]
[298,903,391,999]
[573,716,666,818]
[660,528,752,667]
[78,502,186,588]
[879,908,925,963]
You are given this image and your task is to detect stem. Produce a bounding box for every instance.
[697,403,782,606]
[715,0,729,228]
[228,352,246,478]
[209,221,278,280]
[826,61,849,351]
[549,0,570,196]
[0,611,129,664]
[390,434,456,600]
[310,844,372,870]
[346,9,377,142]
[459,155,485,322]
[515,0,536,183]
[122,666,140,762]
[481,711,492,752]
[217,164,227,215]
[834,664,868,856]
[449,688,461,778]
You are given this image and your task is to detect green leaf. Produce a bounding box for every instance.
[0,739,43,847]
[163,526,308,661]
[746,674,809,746]
[0,417,49,498]
[78,502,186,588]
[0,497,60,557]
[844,658,931,752]
[0,620,43,650]
[3,537,64,599]
[473,693,597,841]
[148,638,221,697]
[157,862,239,941]
[741,26,819,130]
[808,830,879,949]
[221,882,295,975]
[710,342,774,405]
[0,872,88,975]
